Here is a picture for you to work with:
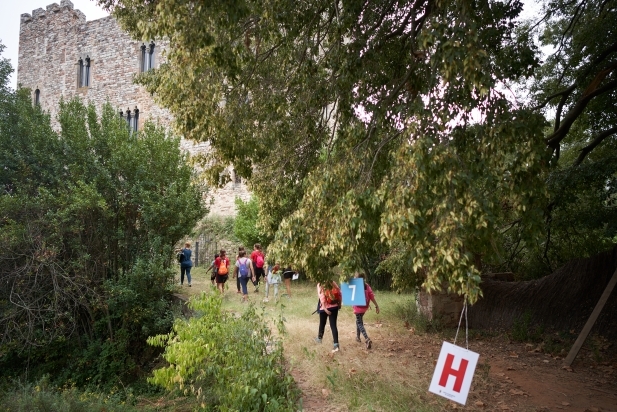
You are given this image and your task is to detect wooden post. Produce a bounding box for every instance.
[564,267,617,366]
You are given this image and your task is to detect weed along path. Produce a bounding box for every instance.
[178,268,617,411]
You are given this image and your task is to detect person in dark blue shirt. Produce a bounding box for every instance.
[179,242,193,287]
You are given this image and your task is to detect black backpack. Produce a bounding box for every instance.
[177,250,185,263]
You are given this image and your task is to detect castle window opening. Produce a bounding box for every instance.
[34,89,40,105]
[78,57,90,87]
[141,42,155,72]
[132,109,139,132]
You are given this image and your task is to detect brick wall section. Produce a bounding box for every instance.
[17,0,250,216]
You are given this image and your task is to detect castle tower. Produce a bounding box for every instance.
[17,1,250,216]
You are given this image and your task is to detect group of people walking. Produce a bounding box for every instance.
[176,243,380,352]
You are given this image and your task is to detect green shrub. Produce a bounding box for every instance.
[147,293,299,411]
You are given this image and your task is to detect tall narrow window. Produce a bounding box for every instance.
[78,58,83,85]
[140,44,148,72]
[34,89,40,105]
[125,109,132,130]
[148,42,155,70]
[78,57,90,87]
[132,108,139,132]
[84,57,90,87]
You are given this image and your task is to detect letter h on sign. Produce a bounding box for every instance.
[438,353,469,393]
[429,342,479,405]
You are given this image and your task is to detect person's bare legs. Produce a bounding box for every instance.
[284,278,292,298]
[217,282,225,294]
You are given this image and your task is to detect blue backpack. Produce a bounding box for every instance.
[238,258,250,277]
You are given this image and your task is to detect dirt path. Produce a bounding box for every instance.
[292,327,617,411]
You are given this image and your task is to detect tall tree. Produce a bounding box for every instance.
[100,0,557,302]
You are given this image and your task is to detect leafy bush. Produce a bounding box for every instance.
[147,294,299,411]
[0,48,205,388]
[234,196,267,248]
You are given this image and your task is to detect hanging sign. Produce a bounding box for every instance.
[340,278,367,306]
[428,341,479,405]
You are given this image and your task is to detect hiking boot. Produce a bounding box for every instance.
[356,336,361,343]
[332,343,340,353]
[366,339,372,350]
[314,337,322,344]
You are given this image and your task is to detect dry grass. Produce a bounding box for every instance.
[177,267,447,411]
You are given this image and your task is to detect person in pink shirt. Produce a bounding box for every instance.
[352,273,380,349]
[315,281,342,352]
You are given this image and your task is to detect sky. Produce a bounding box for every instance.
[0,0,109,90]
[0,0,543,91]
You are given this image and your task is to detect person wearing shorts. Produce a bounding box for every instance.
[282,266,295,298]
[214,249,230,294]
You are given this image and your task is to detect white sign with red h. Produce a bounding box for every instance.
[428,341,479,405]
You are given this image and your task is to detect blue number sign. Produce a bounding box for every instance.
[340,278,366,306]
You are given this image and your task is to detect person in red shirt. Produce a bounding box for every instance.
[250,243,266,292]
[214,249,230,294]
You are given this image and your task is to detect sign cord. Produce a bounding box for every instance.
[453,300,469,349]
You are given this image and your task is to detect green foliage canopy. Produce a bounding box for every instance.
[99,0,555,303]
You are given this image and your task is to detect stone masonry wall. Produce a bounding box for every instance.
[17,1,250,216]
[417,289,466,327]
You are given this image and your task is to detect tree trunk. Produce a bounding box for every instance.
[468,246,617,337]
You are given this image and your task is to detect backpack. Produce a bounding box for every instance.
[324,284,342,306]
[255,254,265,268]
[177,251,185,263]
[238,258,250,277]
[218,259,229,275]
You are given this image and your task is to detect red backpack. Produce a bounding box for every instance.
[324,284,342,306]
[255,253,265,268]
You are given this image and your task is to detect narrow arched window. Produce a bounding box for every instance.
[132,108,139,132]
[147,42,155,70]
[78,57,90,87]
[78,58,83,86]
[34,89,40,105]
[84,57,90,87]
[140,44,147,72]
[125,109,132,131]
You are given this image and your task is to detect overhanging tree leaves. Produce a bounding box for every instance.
[101,0,559,302]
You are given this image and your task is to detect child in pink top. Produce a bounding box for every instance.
[352,273,380,349]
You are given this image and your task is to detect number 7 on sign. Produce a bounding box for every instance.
[341,278,366,306]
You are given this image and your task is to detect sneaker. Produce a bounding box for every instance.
[263,298,269,303]
[366,339,372,350]
[356,336,361,343]
[332,343,340,353]
[314,337,322,344]
[188,284,192,287]
[236,290,241,294]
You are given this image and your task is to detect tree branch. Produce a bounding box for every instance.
[573,125,617,166]
[546,64,617,148]
[531,84,576,111]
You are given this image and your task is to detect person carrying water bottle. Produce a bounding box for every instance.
[234,249,255,302]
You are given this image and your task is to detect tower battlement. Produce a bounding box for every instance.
[20,1,85,25]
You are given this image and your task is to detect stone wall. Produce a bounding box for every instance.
[417,289,466,327]
[17,0,250,216]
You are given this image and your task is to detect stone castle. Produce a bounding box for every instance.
[17,0,250,216]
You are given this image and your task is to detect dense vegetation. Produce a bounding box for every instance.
[0,42,205,388]
[99,0,616,302]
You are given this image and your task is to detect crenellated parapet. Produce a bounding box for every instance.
[20,1,85,26]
